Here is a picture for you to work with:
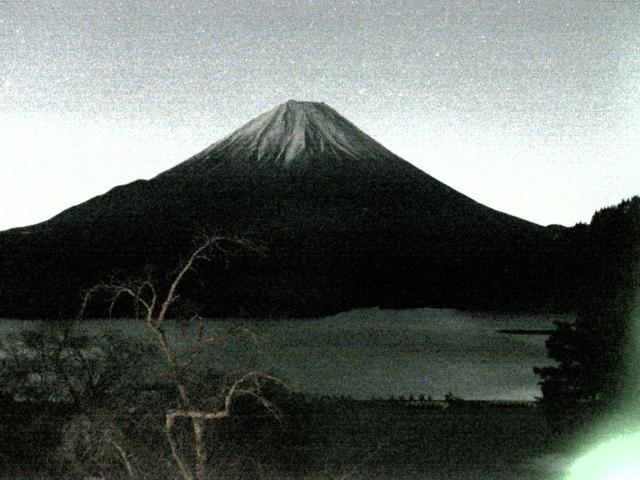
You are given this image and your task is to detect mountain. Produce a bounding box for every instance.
[171,99,404,170]
[0,101,562,318]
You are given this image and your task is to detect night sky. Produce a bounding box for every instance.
[1,0,639,230]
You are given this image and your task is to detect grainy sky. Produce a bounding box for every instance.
[1,0,639,230]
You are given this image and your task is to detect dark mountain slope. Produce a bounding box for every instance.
[0,101,559,318]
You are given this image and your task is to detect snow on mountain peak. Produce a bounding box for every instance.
[176,100,403,172]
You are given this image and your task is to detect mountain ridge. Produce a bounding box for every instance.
[0,100,559,318]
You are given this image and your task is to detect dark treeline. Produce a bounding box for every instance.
[536,196,640,422]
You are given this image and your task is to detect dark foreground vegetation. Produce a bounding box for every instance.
[0,197,636,479]
[0,392,580,480]
[0,318,591,480]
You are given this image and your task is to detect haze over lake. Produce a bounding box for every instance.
[0,308,569,401]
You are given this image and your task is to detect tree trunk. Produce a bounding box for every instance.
[193,417,208,480]
[165,414,194,480]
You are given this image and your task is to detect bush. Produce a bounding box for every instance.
[0,322,158,408]
[0,322,162,476]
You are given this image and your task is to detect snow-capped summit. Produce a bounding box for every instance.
[164,100,411,175]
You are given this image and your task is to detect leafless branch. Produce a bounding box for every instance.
[79,234,278,480]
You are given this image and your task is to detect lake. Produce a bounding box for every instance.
[0,308,570,401]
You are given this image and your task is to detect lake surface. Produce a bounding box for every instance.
[0,308,571,401]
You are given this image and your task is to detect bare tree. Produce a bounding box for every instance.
[80,235,284,480]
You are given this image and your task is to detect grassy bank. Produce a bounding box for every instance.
[0,397,577,480]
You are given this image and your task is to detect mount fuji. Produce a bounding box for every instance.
[0,101,560,318]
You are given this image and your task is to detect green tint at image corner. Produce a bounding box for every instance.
[567,432,640,480]
[567,303,640,480]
